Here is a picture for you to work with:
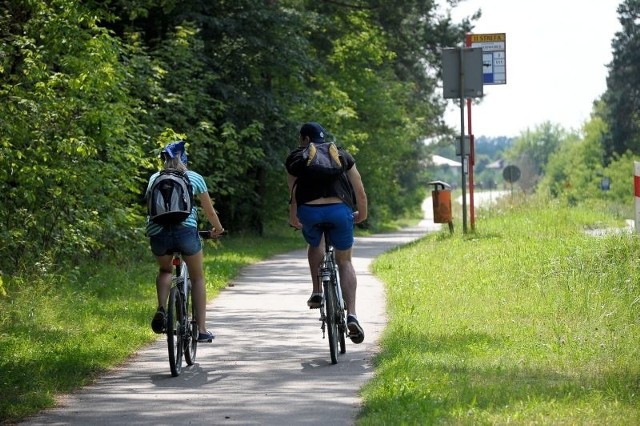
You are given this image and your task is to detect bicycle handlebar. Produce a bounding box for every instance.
[199,230,226,239]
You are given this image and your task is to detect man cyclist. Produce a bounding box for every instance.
[285,122,368,344]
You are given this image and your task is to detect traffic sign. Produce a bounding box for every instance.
[441,47,484,99]
[503,165,520,183]
[466,33,506,85]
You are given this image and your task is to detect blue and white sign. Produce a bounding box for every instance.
[466,33,506,85]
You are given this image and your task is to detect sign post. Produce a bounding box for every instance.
[464,33,507,231]
[442,47,483,233]
[635,162,640,234]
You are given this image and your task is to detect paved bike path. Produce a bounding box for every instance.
[23,220,439,426]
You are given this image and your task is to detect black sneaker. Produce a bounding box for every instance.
[151,307,166,334]
[197,330,215,343]
[347,315,364,344]
[307,293,323,309]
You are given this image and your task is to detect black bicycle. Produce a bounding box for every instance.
[316,224,347,364]
[166,230,215,377]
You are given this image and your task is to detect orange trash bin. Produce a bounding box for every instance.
[428,180,453,233]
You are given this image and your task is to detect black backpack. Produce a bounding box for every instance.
[147,170,194,225]
[285,142,346,179]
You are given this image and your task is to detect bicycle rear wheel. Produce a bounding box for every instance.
[184,273,198,365]
[167,286,184,377]
[324,280,339,364]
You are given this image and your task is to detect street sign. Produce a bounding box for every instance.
[441,47,484,99]
[466,33,506,85]
[503,165,520,183]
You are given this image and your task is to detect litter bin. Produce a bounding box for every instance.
[427,180,453,233]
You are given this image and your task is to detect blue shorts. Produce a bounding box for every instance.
[149,225,202,256]
[297,203,354,250]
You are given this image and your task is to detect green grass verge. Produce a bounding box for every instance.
[361,200,640,424]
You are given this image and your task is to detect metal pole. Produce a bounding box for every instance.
[459,47,467,233]
[465,35,475,232]
[635,162,640,234]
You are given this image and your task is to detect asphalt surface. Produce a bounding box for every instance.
[22,217,441,425]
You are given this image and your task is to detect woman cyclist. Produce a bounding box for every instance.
[146,140,224,342]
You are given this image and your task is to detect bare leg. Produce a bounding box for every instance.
[308,241,324,294]
[334,248,357,316]
[184,251,207,332]
[155,255,173,309]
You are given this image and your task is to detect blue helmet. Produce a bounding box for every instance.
[161,140,188,164]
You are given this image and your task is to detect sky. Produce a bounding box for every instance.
[443,0,621,138]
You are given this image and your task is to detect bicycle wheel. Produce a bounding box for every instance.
[167,286,184,377]
[184,271,198,366]
[323,280,339,364]
[335,271,347,355]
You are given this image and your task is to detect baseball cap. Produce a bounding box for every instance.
[300,122,326,143]
[161,140,188,164]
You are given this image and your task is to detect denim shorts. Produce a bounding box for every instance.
[149,225,202,256]
[297,203,354,250]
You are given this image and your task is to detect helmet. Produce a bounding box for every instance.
[161,140,188,164]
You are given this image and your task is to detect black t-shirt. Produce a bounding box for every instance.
[286,145,357,210]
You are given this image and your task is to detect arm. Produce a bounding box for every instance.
[198,192,225,236]
[346,165,368,223]
[287,173,302,229]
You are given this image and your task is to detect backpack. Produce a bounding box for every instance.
[147,170,194,225]
[285,142,345,178]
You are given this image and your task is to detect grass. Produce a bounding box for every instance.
[361,199,640,424]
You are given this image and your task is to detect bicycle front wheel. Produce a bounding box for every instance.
[167,287,184,377]
[324,280,339,364]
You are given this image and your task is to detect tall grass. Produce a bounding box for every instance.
[362,199,640,424]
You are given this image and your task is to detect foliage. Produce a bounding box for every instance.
[0,0,473,272]
[503,121,569,193]
[539,114,607,203]
[601,0,640,161]
[536,104,637,220]
[0,0,148,274]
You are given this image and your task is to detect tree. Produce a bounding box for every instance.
[601,0,640,161]
[504,122,567,193]
[0,0,147,274]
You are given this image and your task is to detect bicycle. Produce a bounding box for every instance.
[166,230,217,377]
[315,223,347,364]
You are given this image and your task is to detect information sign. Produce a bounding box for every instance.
[466,33,506,85]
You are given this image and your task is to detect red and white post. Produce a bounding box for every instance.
[635,162,640,234]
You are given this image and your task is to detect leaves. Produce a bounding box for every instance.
[0,0,472,274]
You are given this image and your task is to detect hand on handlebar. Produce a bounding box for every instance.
[199,228,225,239]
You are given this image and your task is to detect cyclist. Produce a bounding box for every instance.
[146,140,225,342]
[286,122,368,344]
